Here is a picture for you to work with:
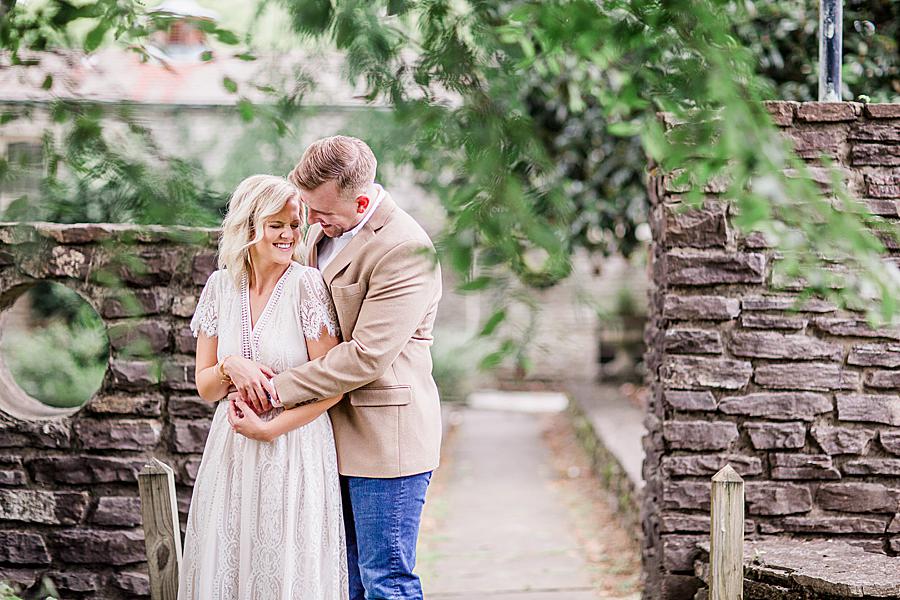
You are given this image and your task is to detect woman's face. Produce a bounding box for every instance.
[251,197,302,269]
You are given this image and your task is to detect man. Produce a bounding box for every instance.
[277,135,442,599]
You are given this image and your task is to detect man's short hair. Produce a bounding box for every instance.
[290,135,377,200]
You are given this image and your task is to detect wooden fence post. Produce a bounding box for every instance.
[710,464,744,600]
[138,458,182,600]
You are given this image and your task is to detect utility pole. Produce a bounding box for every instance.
[818,0,842,101]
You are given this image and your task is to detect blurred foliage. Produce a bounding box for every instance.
[1,285,108,409]
[0,577,58,600]
[430,327,488,402]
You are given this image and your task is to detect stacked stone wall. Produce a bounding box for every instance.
[642,102,900,599]
[0,223,216,598]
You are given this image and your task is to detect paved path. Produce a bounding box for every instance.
[418,396,604,599]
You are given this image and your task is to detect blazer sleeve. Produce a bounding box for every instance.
[273,240,439,407]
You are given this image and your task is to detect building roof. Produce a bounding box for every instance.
[0,48,372,108]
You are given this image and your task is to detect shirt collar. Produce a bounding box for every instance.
[339,184,384,240]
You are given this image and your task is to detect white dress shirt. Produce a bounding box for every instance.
[316,184,385,272]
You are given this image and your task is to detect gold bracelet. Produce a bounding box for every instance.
[217,356,233,385]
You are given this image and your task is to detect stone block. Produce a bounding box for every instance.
[865,199,900,216]
[92,496,142,527]
[169,395,217,418]
[29,455,145,484]
[836,394,900,425]
[811,425,876,455]
[45,571,101,593]
[729,332,841,361]
[890,514,900,534]
[101,290,165,318]
[796,102,861,122]
[852,143,900,166]
[848,343,900,367]
[842,459,900,476]
[849,122,900,143]
[817,482,900,513]
[666,250,766,285]
[663,356,752,390]
[109,359,161,391]
[107,320,171,354]
[788,127,844,158]
[172,419,212,454]
[113,571,150,596]
[865,104,900,119]
[739,314,807,330]
[759,515,890,535]
[664,390,717,411]
[770,453,841,480]
[765,101,797,126]
[662,574,704,599]
[864,370,900,389]
[741,295,836,312]
[0,489,89,524]
[75,418,162,451]
[87,393,163,416]
[162,357,196,391]
[171,295,198,317]
[0,466,27,486]
[47,246,92,278]
[174,325,196,354]
[659,513,756,534]
[882,431,900,455]
[118,249,179,287]
[50,529,145,565]
[664,202,729,248]
[663,534,706,571]
[664,329,722,354]
[192,252,217,285]
[745,422,807,449]
[0,417,72,449]
[664,295,740,320]
[0,531,50,564]
[718,392,832,420]
[180,456,203,485]
[661,453,762,477]
[754,362,859,391]
[814,317,900,340]
[744,482,813,515]
[663,481,710,510]
[865,174,900,198]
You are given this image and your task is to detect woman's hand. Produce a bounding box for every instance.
[221,356,278,414]
[227,398,274,442]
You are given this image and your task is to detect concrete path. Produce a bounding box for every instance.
[418,393,606,599]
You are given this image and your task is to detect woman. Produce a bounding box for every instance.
[179,175,348,599]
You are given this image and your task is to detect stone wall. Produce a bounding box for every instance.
[0,223,217,598]
[642,102,900,599]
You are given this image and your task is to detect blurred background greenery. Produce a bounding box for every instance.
[0,0,898,410]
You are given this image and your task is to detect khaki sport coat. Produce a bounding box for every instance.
[273,192,443,478]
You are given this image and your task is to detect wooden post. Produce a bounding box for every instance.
[138,458,182,600]
[710,464,744,600]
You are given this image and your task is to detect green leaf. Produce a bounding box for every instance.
[479,309,506,337]
[213,29,240,45]
[237,99,254,122]
[41,75,53,90]
[200,50,214,62]
[235,52,257,61]
[387,0,410,15]
[222,77,238,93]
[458,276,492,292]
[84,22,110,52]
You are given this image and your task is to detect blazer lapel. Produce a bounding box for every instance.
[321,193,397,285]
[305,225,325,269]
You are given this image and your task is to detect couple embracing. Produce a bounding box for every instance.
[178,135,442,600]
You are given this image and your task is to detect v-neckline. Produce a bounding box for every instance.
[239,263,294,360]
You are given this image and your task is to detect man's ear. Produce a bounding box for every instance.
[355,195,370,214]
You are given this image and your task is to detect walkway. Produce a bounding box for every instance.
[418,391,641,599]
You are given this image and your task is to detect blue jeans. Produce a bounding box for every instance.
[341,472,432,600]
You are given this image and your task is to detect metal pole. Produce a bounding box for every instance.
[818,0,842,101]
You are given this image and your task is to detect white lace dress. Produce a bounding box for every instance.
[178,262,348,600]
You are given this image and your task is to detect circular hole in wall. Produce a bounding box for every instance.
[0,282,109,418]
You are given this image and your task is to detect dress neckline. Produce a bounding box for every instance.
[239,263,295,360]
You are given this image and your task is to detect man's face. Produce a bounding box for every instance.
[300,179,369,238]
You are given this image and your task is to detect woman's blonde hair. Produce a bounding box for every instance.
[218,175,302,288]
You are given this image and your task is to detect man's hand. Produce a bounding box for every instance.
[222,356,278,413]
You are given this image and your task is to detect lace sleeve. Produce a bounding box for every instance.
[298,268,340,341]
[190,270,221,338]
